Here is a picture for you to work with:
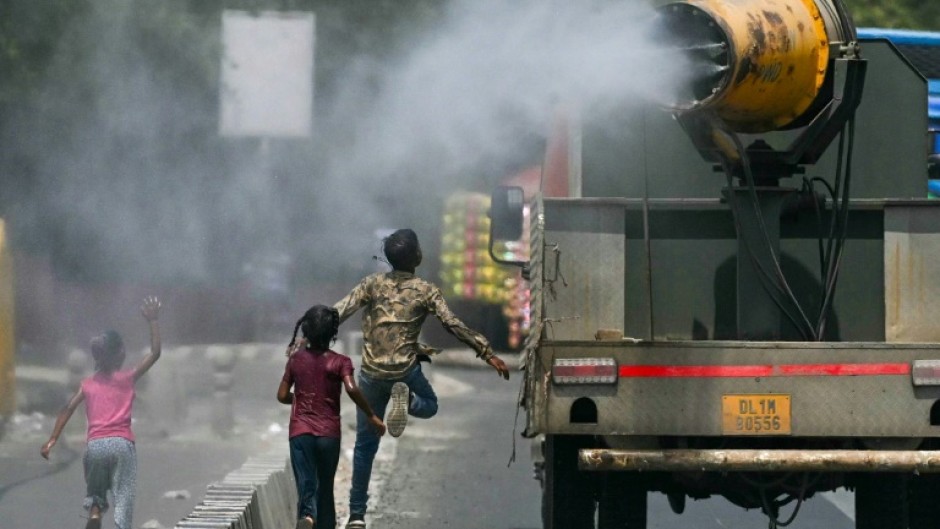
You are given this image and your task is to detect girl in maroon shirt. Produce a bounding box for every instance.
[278,305,385,529]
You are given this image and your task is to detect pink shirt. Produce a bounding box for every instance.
[282,349,354,439]
[81,370,136,442]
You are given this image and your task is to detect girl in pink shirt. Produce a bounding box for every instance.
[41,296,162,529]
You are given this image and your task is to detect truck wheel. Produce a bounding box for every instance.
[854,473,909,529]
[909,474,940,529]
[598,472,647,529]
[543,434,595,529]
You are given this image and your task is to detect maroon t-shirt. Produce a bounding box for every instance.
[282,348,355,439]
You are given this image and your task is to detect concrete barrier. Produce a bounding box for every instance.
[175,449,297,529]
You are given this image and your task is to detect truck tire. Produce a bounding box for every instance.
[854,473,909,529]
[597,472,647,529]
[909,474,940,529]
[543,434,595,529]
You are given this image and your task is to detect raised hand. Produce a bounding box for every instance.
[141,296,161,321]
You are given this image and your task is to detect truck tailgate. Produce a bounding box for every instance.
[536,340,940,437]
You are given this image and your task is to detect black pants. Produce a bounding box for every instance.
[289,434,341,529]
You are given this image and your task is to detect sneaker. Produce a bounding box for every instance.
[345,514,366,529]
[85,516,102,529]
[387,382,409,437]
[296,517,314,529]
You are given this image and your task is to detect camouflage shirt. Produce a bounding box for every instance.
[334,271,494,379]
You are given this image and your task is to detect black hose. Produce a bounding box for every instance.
[807,176,837,280]
[720,156,815,340]
[817,118,856,338]
[733,136,818,340]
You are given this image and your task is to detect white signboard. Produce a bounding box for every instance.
[219,10,315,138]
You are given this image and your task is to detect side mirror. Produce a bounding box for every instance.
[488,186,527,268]
[490,186,524,240]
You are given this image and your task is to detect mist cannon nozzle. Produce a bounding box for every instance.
[656,0,858,134]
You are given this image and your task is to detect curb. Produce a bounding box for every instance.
[175,449,296,529]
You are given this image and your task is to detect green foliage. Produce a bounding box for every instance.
[845,0,940,30]
[0,0,219,117]
[0,0,91,107]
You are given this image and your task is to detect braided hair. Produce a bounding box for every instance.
[383,228,421,271]
[90,330,125,373]
[289,304,340,351]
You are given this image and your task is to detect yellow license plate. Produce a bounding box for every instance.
[722,394,791,435]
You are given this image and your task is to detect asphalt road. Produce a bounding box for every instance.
[0,378,285,529]
[361,364,541,529]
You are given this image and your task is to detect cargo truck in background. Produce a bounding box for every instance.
[854,27,940,197]
[489,1,940,528]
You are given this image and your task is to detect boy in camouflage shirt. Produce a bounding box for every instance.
[335,228,510,528]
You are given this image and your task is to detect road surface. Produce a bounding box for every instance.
[1,357,858,528]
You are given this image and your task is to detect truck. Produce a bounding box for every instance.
[488,0,940,528]
[854,27,940,196]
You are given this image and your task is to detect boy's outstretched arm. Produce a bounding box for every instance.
[133,296,162,381]
[343,375,386,436]
[41,389,84,459]
[428,288,511,380]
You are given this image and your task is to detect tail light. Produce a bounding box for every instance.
[552,358,618,385]
[912,360,940,386]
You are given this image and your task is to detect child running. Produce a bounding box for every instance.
[40,296,162,529]
[278,304,386,529]
[334,228,511,529]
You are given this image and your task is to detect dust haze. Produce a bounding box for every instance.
[3,0,689,352]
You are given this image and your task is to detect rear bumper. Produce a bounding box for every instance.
[579,448,940,473]
[534,340,940,437]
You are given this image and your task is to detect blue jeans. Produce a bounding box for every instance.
[289,434,341,529]
[349,364,438,516]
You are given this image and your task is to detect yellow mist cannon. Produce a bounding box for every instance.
[655,0,864,168]
[653,0,864,340]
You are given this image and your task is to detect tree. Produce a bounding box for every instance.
[845,0,940,30]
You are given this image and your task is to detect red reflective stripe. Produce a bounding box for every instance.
[619,363,911,378]
[777,363,911,376]
[618,365,772,378]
